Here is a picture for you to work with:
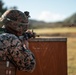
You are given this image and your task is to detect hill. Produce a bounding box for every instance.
[0,12,76,28]
[29,12,76,28]
[64,13,76,24]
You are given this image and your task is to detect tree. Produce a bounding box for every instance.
[0,0,18,28]
[0,0,7,16]
[10,6,18,10]
[0,0,18,17]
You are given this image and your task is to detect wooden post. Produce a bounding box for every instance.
[16,38,67,75]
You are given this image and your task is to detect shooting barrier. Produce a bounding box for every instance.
[0,38,67,75]
[0,61,16,75]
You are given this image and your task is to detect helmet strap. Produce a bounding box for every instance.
[5,26,22,36]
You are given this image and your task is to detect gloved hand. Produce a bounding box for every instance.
[23,30,36,40]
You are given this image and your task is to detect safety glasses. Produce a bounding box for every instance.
[1,17,29,26]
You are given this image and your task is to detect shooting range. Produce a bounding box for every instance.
[0,38,67,75]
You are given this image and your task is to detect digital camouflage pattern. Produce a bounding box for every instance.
[0,33,36,72]
[0,9,29,36]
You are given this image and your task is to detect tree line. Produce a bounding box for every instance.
[0,0,17,17]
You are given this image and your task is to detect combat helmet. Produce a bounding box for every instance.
[0,9,30,36]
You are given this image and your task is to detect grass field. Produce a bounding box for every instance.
[33,27,76,75]
[33,27,76,38]
[68,38,76,75]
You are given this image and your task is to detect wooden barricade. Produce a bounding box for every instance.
[16,38,67,75]
[0,61,16,75]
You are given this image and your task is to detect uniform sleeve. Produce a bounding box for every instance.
[0,33,36,72]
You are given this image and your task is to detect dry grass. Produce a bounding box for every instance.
[68,38,76,75]
[34,27,76,34]
[34,27,76,75]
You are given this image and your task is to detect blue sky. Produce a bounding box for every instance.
[3,0,76,22]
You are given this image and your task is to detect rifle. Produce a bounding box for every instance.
[23,29,40,40]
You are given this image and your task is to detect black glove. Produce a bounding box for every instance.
[23,31,36,40]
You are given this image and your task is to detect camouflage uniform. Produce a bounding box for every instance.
[0,33,36,72]
[0,9,36,72]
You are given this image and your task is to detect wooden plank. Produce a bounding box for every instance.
[0,61,16,75]
[16,38,67,75]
